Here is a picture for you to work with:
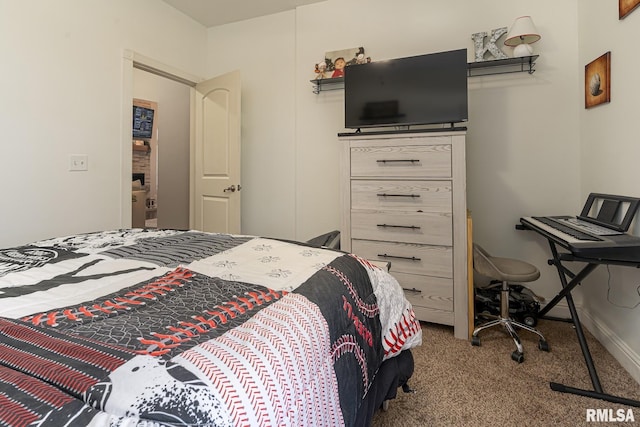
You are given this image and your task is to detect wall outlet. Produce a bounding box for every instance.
[69,154,88,171]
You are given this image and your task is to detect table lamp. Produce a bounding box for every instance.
[504,16,541,57]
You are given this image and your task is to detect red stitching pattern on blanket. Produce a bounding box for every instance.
[177,293,344,427]
[137,289,288,357]
[349,253,379,271]
[0,394,39,427]
[323,265,380,318]
[0,345,99,395]
[383,308,420,357]
[0,365,75,409]
[22,267,194,327]
[330,334,369,389]
[1,319,130,372]
[341,295,374,347]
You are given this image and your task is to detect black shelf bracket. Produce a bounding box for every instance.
[310,77,344,94]
[467,55,538,77]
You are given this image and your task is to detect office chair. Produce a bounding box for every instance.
[470,243,549,362]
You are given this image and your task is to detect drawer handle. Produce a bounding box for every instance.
[377,224,421,230]
[402,287,423,294]
[378,253,421,261]
[376,159,420,164]
[377,193,421,198]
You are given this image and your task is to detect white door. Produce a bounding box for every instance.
[192,70,241,233]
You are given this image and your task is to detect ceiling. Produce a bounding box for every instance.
[161,0,327,27]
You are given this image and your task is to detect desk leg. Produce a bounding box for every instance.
[550,382,640,407]
[551,295,640,406]
[542,242,640,407]
[563,285,603,394]
[516,227,640,406]
[537,263,598,318]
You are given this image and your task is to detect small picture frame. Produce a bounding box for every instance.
[619,0,640,19]
[585,52,611,109]
[317,47,370,80]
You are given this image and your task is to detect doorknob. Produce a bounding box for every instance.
[223,185,236,192]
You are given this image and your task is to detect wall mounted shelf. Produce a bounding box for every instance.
[310,77,343,94]
[467,55,538,77]
[311,55,539,93]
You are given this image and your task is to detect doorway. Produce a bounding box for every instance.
[131,67,191,230]
[122,50,242,234]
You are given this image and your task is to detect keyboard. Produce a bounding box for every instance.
[520,216,640,263]
[532,217,602,241]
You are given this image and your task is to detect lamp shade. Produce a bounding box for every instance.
[504,16,541,47]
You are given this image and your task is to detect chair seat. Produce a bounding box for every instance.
[486,256,540,282]
[473,244,540,283]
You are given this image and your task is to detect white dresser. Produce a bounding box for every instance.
[340,130,468,339]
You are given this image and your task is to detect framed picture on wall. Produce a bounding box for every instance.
[585,52,611,109]
[322,47,370,79]
[619,0,640,19]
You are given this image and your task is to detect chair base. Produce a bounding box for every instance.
[472,279,549,362]
[471,316,549,362]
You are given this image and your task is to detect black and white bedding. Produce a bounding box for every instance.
[0,229,421,426]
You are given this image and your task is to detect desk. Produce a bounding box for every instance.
[519,218,640,407]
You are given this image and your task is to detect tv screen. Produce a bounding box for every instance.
[132,105,155,139]
[344,49,468,129]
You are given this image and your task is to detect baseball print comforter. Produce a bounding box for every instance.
[0,229,422,426]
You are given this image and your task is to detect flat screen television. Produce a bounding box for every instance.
[344,49,468,130]
[132,105,155,139]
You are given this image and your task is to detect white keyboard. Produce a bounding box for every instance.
[561,218,623,236]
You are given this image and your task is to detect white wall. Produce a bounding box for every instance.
[0,0,206,247]
[577,1,640,382]
[207,12,297,239]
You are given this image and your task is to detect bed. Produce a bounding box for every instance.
[0,229,421,426]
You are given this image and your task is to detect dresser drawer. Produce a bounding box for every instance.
[392,271,453,313]
[351,211,452,245]
[351,144,451,178]
[351,239,453,278]
[351,180,451,212]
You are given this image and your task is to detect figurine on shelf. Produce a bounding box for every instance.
[353,47,371,65]
[331,57,346,78]
[355,52,370,65]
[314,61,327,80]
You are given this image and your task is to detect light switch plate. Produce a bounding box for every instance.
[69,154,88,171]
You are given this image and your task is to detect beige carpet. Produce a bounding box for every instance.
[372,320,640,426]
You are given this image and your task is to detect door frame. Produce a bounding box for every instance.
[120,50,202,228]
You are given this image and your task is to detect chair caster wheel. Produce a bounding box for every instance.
[538,340,550,352]
[511,351,524,363]
[471,336,481,346]
[523,315,537,327]
[382,400,389,411]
